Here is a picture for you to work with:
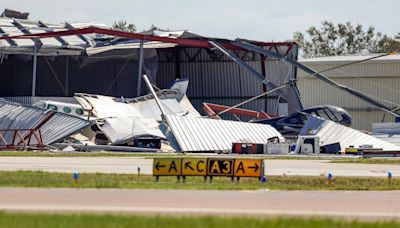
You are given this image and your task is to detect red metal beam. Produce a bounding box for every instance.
[202,103,221,119]
[0,27,296,51]
[284,43,293,56]
[247,40,296,47]
[203,102,277,119]
[0,129,44,150]
[0,27,224,49]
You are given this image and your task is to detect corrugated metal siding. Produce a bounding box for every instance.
[238,61,264,96]
[166,115,284,152]
[0,99,91,145]
[373,134,400,146]
[348,110,395,131]
[39,114,91,144]
[68,58,141,97]
[3,96,78,105]
[298,77,400,108]
[300,116,400,151]
[297,60,400,131]
[0,55,33,96]
[0,55,142,98]
[265,60,295,83]
[1,43,298,118]
[202,62,242,97]
[157,62,176,88]
[298,62,400,78]
[157,45,298,116]
[180,62,207,97]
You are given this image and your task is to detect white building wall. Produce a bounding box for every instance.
[298,59,400,131]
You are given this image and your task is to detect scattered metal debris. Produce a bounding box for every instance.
[165,115,285,152]
[1,18,399,156]
[100,117,165,145]
[53,143,160,153]
[300,116,400,152]
[0,99,91,150]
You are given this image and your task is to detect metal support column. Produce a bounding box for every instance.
[209,40,287,100]
[31,44,38,97]
[136,41,144,96]
[175,47,181,79]
[260,54,268,112]
[235,40,399,115]
[142,74,167,120]
[65,56,69,96]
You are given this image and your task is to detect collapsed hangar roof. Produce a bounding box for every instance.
[0,11,185,56]
[0,9,297,57]
[0,15,210,56]
[0,8,209,57]
[0,16,100,55]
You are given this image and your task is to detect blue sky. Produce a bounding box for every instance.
[1,0,399,41]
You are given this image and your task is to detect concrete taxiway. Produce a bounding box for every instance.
[0,156,399,177]
[0,188,399,220]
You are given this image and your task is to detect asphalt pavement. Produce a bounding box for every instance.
[0,156,399,177]
[0,188,399,220]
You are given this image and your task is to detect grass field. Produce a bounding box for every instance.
[0,212,399,228]
[0,170,398,190]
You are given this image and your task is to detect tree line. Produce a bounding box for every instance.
[294,21,400,58]
[112,20,169,33]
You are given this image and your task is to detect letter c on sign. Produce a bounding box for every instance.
[197,160,204,172]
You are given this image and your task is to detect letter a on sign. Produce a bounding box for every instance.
[210,161,220,173]
[234,159,263,177]
[207,159,234,176]
[153,158,182,176]
[169,161,178,172]
[236,161,245,174]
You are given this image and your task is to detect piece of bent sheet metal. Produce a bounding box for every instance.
[0,99,91,145]
[300,116,400,151]
[165,115,285,152]
[130,97,201,121]
[100,117,166,145]
[74,93,143,119]
[75,93,201,145]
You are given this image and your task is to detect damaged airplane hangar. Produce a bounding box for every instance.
[1,11,400,156]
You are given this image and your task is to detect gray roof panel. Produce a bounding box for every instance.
[166,115,284,152]
[0,99,91,146]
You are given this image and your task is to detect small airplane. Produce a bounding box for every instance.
[252,105,352,134]
[203,102,351,135]
[203,45,396,135]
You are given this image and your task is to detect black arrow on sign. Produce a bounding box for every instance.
[248,163,259,172]
[185,162,194,171]
[155,162,166,171]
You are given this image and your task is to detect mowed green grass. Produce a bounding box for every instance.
[0,212,399,228]
[0,170,398,190]
[2,151,400,165]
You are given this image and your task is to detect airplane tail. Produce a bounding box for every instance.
[169,78,189,94]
